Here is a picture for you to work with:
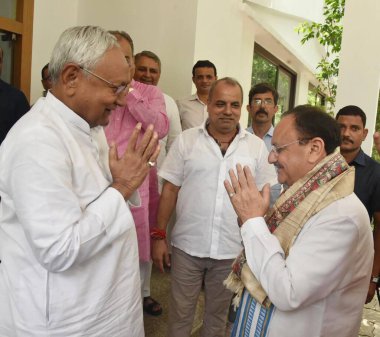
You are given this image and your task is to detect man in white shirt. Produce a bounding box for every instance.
[225,105,373,337]
[176,60,217,130]
[0,26,159,337]
[152,77,278,337]
[134,50,182,180]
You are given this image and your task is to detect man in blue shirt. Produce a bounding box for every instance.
[246,83,281,205]
[336,105,380,304]
[246,83,278,150]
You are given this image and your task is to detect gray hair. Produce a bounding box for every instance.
[49,26,118,84]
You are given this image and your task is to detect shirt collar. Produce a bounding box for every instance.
[201,119,245,139]
[46,91,91,135]
[189,93,206,105]
[351,149,366,166]
[247,125,274,138]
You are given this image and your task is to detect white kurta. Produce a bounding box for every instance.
[241,193,373,337]
[0,93,144,337]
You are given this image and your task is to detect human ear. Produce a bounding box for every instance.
[308,137,325,163]
[61,64,81,90]
[363,128,368,140]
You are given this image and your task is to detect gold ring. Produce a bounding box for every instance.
[229,192,235,198]
[148,161,156,168]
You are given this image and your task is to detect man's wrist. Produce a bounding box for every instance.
[111,181,133,200]
[150,227,166,240]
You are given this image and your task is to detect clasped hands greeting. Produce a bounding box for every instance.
[109,123,160,200]
[224,164,271,226]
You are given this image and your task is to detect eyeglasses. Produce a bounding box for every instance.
[79,66,128,95]
[252,98,274,107]
[270,138,310,155]
[125,56,132,66]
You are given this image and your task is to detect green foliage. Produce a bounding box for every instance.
[372,93,380,161]
[251,54,276,87]
[296,0,345,109]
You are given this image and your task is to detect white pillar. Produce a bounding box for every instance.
[335,0,380,154]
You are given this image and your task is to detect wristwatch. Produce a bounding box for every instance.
[371,276,379,284]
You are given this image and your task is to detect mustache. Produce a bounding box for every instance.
[341,136,354,144]
[255,108,268,116]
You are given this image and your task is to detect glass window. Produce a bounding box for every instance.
[308,83,326,108]
[0,30,15,84]
[0,0,17,20]
[250,44,296,127]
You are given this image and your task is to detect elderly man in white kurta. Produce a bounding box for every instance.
[152,78,278,337]
[0,26,159,337]
[225,105,373,337]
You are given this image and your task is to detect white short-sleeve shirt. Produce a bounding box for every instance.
[159,123,278,259]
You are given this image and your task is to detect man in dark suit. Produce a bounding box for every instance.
[0,47,30,144]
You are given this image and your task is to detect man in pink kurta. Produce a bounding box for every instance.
[105,30,169,316]
[106,79,168,260]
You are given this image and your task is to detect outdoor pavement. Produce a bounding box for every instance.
[360,297,380,337]
[145,265,380,337]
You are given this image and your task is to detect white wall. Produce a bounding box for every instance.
[246,0,324,23]
[335,0,380,154]
[30,0,320,117]
[77,0,198,100]
[193,0,256,127]
[31,0,198,103]
[31,0,79,103]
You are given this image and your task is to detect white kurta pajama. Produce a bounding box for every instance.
[0,93,144,337]
[239,194,373,337]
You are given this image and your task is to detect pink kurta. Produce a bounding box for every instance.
[105,79,169,261]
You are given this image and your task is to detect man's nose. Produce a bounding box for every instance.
[268,150,276,164]
[115,91,128,107]
[225,105,233,114]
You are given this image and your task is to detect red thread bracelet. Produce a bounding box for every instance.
[150,227,166,240]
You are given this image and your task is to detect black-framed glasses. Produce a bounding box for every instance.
[252,98,274,107]
[79,66,128,95]
[270,138,311,155]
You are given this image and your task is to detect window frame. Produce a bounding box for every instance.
[0,0,34,101]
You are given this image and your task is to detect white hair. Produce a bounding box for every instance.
[49,26,119,84]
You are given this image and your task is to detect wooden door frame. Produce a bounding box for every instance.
[0,0,34,101]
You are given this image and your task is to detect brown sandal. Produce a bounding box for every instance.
[143,296,163,316]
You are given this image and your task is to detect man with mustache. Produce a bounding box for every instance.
[336,105,380,304]
[247,83,281,204]
[246,83,278,151]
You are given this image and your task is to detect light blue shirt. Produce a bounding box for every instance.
[246,125,281,206]
[246,125,274,152]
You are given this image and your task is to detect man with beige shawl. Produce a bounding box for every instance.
[224,105,373,337]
